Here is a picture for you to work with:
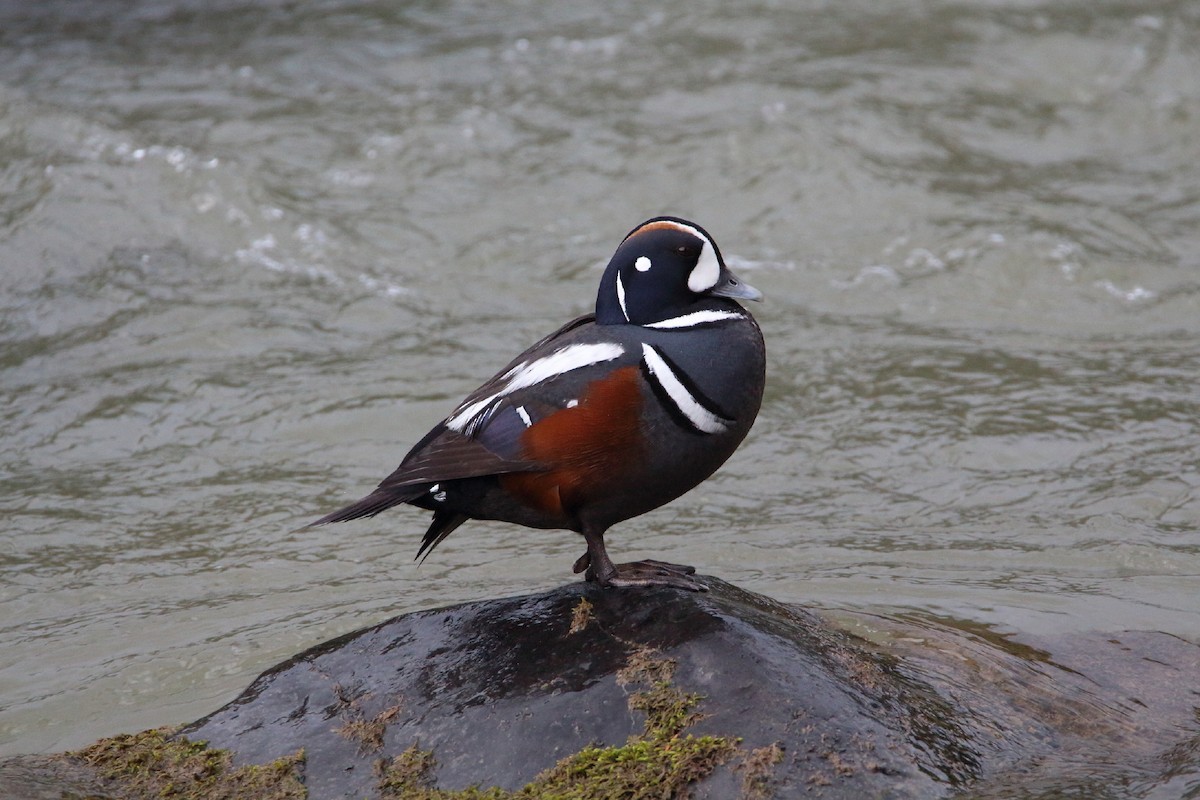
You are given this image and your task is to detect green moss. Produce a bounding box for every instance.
[69,653,773,800]
[74,727,305,800]
[377,651,740,800]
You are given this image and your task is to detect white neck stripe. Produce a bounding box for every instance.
[616,271,630,322]
[645,309,745,329]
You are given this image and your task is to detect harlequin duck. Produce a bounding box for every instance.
[310,217,765,591]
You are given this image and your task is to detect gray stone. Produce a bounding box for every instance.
[180,578,970,798]
[4,577,1199,799]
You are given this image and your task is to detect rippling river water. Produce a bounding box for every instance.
[1,0,1198,782]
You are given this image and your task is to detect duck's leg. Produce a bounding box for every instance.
[577,527,707,592]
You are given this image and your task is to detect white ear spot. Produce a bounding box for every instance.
[635,256,652,272]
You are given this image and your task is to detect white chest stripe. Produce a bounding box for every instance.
[446,342,625,432]
[646,309,745,329]
[640,344,729,434]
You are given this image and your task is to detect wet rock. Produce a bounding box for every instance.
[177,578,963,798]
[4,577,1199,799]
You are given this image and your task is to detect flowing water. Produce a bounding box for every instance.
[1,0,1198,787]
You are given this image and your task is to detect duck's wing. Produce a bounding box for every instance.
[308,314,605,525]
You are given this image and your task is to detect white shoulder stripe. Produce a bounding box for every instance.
[640,344,729,434]
[645,309,745,329]
[446,342,624,432]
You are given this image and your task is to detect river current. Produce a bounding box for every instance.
[1,2,1197,785]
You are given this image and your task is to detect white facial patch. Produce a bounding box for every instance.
[635,256,652,272]
[686,239,721,293]
[640,344,729,434]
[446,342,625,432]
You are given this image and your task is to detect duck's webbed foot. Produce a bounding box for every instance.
[574,531,706,591]
[602,559,707,592]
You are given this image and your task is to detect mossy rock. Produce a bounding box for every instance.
[54,652,740,800]
[173,578,959,798]
[375,652,739,799]
[6,578,1198,799]
[73,729,305,799]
